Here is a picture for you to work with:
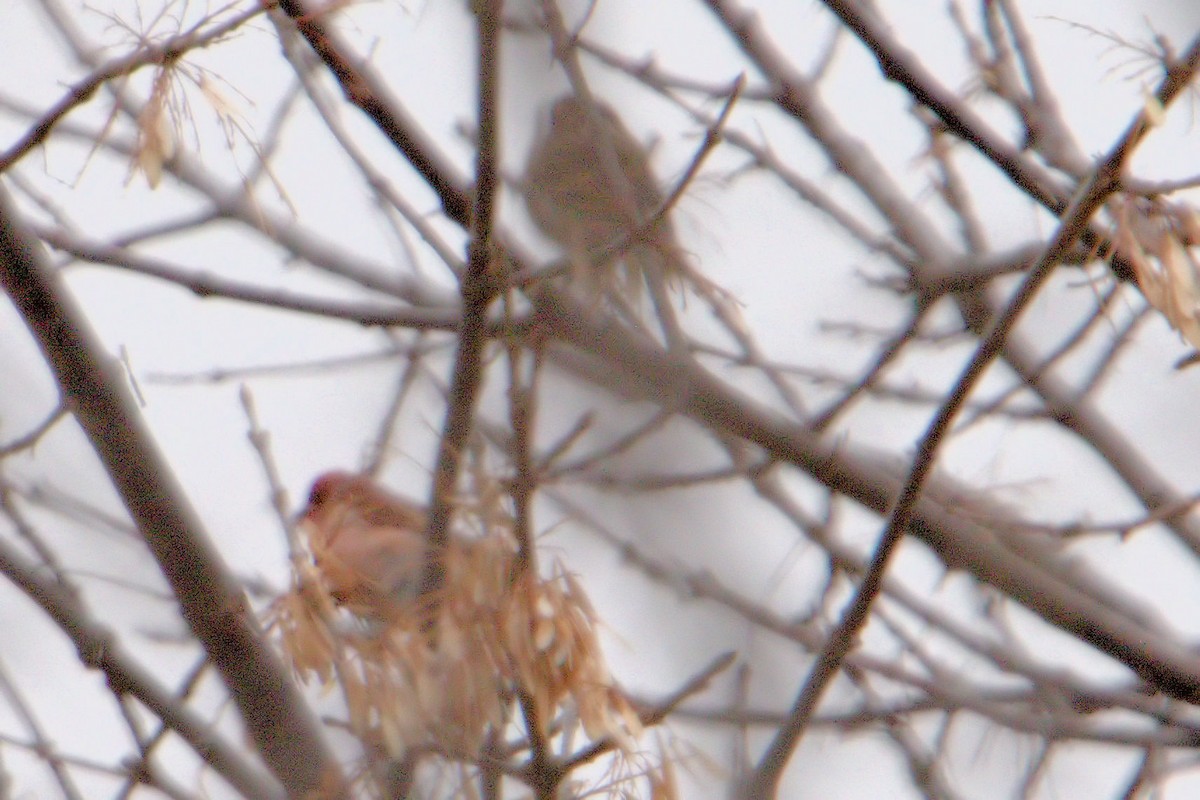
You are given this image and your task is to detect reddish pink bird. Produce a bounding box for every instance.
[302,471,429,616]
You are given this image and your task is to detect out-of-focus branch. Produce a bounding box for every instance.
[38,225,458,328]
[700,0,1200,564]
[559,650,737,771]
[39,226,460,330]
[0,186,342,800]
[0,656,84,800]
[271,0,472,226]
[0,4,264,173]
[0,405,67,456]
[532,287,1200,704]
[0,535,282,799]
[807,0,1148,282]
[424,0,503,574]
[112,656,211,800]
[739,29,1200,795]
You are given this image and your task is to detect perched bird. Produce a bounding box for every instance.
[301,471,429,617]
[523,95,686,300]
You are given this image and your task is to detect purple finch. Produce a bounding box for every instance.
[301,471,429,617]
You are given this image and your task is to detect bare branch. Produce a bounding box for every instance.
[0,186,341,799]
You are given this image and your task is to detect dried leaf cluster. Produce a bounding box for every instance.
[1113,196,1200,350]
[270,500,652,797]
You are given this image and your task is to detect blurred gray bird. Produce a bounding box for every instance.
[523,95,686,301]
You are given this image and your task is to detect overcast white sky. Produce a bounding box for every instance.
[3,1,1200,798]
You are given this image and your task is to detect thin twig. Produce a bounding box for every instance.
[272,0,471,225]
[560,650,737,771]
[0,657,85,800]
[0,405,67,456]
[0,535,283,799]
[738,33,1200,798]
[0,4,264,172]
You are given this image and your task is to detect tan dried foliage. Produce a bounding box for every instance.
[269,501,648,793]
[1113,195,1200,350]
[132,66,178,187]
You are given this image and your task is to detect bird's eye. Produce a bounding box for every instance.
[309,477,334,508]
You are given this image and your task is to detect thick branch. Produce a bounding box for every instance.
[272,0,471,226]
[741,30,1200,787]
[0,538,283,800]
[534,290,1200,705]
[423,0,503,581]
[0,186,343,800]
